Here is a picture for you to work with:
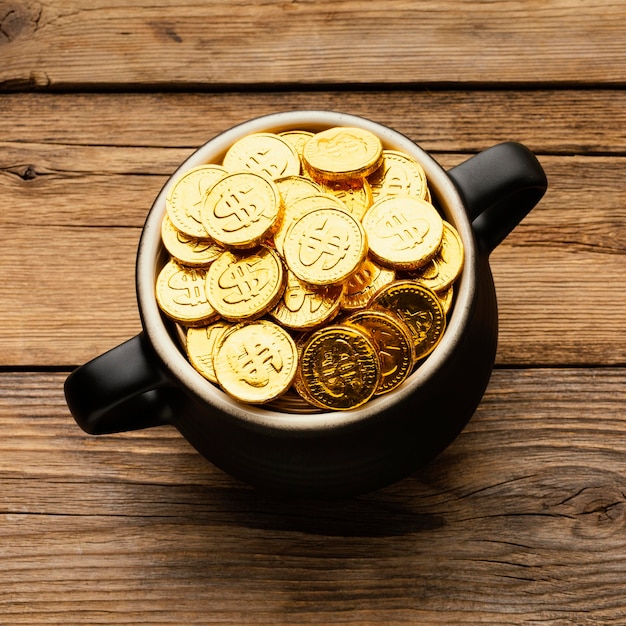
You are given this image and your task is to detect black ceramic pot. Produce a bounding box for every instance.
[64,111,547,498]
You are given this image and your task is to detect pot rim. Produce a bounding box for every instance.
[137,110,477,431]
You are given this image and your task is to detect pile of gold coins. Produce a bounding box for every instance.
[155,126,464,412]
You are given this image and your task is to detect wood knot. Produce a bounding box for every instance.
[0,3,42,44]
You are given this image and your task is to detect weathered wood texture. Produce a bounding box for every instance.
[1,1,626,89]
[1,369,625,624]
[2,0,626,623]
[1,92,625,366]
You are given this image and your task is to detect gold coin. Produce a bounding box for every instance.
[273,192,346,257]
[269,270,343,330]
[302,126,384,182]
[437,285,454,314]
[205,246,286,321]
[275,175,321,207]
[201,172,282,249]
[213,320,298,404]
[160,215,223,267]
[410,221,464,293]
[222,132,301,180]
[369,280,446,360]
[155,259,218,326]
[186,321,233,383]
[368,150,428,202]
[283,207,367,286]
[343,309,415,395]
[165,164,228,238]
[278,130,315,158]
[320,178,373,220]
[362,195,444,270]
[294,324,381,410]
[342,257,395,311]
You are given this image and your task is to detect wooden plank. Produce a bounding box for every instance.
[1,1,625,89]
[1,147,624,366]
[1,90,626,155]
[1,369,625,623]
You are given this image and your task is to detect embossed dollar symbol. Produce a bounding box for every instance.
[376,211,430,251]
[244,148,289,179]
[168,269,208,307]
[218,259,271,305]
[316,340,363,396]
[227,339,283,387]
[319,132,368,163]
[284,276,324,314]
[298,216,350,270]
[213,184,271,233]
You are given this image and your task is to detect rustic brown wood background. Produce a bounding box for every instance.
[1,1,626,623]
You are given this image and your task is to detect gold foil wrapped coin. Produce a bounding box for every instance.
[368,150,429,202]
[369,280,446,361]
[201,172,282,249]
[410,221,464,293]
[294,324,381,410]
[273,192,345,257]
[342,257,395,311]
[161,215,223,267]
[186,321,233,383]
[320,178,373,221]
[344,309,415,395]
[165,164,228,238]
[213,320,298,404]
[222,132,301,180]
[278,130,315,158]
[275,175,321,208]
[302,127,384,182]
[362,195,444,270]
[205,246,286,321]
[155,259,218,326]
[269,270,343,330]
[283,207,367,286]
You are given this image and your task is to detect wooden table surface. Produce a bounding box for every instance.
[2,1,626,623]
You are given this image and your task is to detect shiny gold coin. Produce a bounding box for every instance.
[155,259,218,326]
[283,207,367,286]
[410,221,464,293]
[302,126,384,182]
[369,280,446,361]
[437,285,454,314]
[269,270,343,330]
[205,246,286,321]
[278,130,315,158]
[186,321,233,383]
[161,215,223,267]
[165,164,228,239]
[342,257,396,311]
[294,324,381,410]
[273,192,346,257]
[320,178,373,220]
[368,150,428,202]
[362,195,444,270]
[213,320,298,404]
[222,132,301,180]
[275,175,322,207]
[201,172,282,249]
[343,309,415,395]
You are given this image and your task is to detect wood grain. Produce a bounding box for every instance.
[1,107,624,366]
[1,1,625,89]
[1,369,625,624]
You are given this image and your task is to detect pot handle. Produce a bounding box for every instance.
[64,333,174,435]
[447,142,547,253]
